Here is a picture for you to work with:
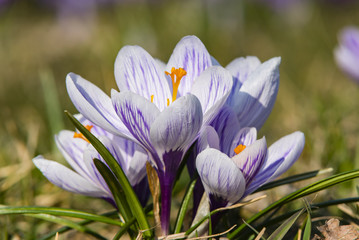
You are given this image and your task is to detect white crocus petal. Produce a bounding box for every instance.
[66,73,132,138]
[265,131,305,182]
[33,156,106,198]
[114,46,171,111]
[55,130,90,179]
[75,114,112,139]
[127,149,148,186]
[150,94,203,158]
[228,127,257,158]
[196,148,246,205]
[112,90,160,155]
[234,57,280,129]
[210,105,241,154]
[190,66,233,125]
[225,56,261,107]
[197,126,220,153]
[231,137,267,186]
[166,35,212,97]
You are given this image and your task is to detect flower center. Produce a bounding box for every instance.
[150,67,187,106]
[73,125,93,143]
[234,144,246,155]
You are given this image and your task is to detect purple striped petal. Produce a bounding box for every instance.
[111,90,159,157]
[75,114,113,139]
[150,94,203,171]
[114,45,171,111]
[196,148,246,205]
[210,105,241,154]
[55,130,90,179]
[166,36,212,97]
[190,66,233,125]
[228,127,257,158]
[197,125,220,153]
[265,131,305,181]
[231,137,267,187]
[225,56,261,107]
[233,57,280,129]
[66,73,132,139]
[33,156,107,198]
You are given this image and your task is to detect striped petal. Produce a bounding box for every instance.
[33,156,106,198]
[225,56,261,107]
[196,148,246,205]
[197,125,220,153]
[111,90,160,156]
[234,57,280,129]
[231,137,267,186]
[228,127,257,158]
[166,36,212,97]
[190,66,233,125]
[66,73,132,139]
[114,45,171,111]
[150,94,203,171]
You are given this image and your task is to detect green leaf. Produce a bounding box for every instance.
[26,214,107,240]
[0,206,123,226]
[267,209,304,240]
[302,214,312,240]
[94,158,133,222]
[254,168,332,193]
[65,111,152,237]
[173,178,197,234]
[228,168,359,239]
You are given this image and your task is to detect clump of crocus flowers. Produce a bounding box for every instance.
[33,35,305,237]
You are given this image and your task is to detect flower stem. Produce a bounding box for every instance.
[159,173,175,236]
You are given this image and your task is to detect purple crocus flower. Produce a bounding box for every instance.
[196,126,305,211]
[33,115,149,207]
[334,26,359,83]
[66,35,234,234]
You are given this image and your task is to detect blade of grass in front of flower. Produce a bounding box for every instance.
[242,220,266,240]
[112,217,136,240]
[302,214,312,240]
[255,168,333,193]
[228,169,359,239]
[174,178,197,234]
[26,213,107,240]
[266,209,304,240]
[146,162,161,235]
[94,158,133,223]
[39,210,118,240]
[65,111,152,237]
[0,206,123,226]
[185,195,266,236]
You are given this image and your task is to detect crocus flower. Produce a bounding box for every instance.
[33,115,149,207]
[66,36,234,234]
[196,126,305,211]
[334,26,359,83]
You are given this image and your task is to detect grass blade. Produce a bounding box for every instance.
[254,168,332,193]
[267,209,304,240]
[302,214,312,240]
[94,158,133,222]
[173,178,197,234]
[228,168,359,239]
[0,206,123,226]
[65,111,152,237]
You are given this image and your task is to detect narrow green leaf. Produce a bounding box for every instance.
[302,214,312,240]
[228,168,359,239]
[65,111,152,237]
[255,168,332,193]
[174,178,197,233]
[39,210,118,240]
[267,209,304,240]
[0,206,123,226]
[26,214,106,240]
[94,158,133,222]
[113,217,136,240]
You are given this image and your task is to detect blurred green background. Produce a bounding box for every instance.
[1,0,359,238]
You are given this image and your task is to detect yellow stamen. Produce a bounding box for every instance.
[151,95,154,103]
[165,67,187,103]
[234,144,246,155]
[73,125,93,143]
[167,98,170,106]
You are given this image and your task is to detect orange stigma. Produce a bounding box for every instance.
[234,144,246,155]
[151,95,154,103]
[165,67,187,103]
[73,125,93,143]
